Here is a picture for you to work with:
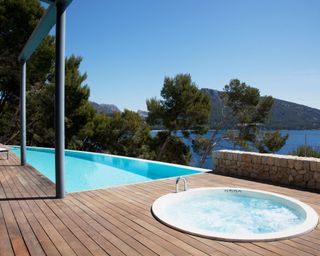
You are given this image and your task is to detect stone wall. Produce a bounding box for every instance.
[213,150,320,191]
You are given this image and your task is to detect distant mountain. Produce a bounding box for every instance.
[200,89,228,128]
[201,88,320,130]
[90,101,120,115]
[90,90,320,129]
[267,98,320,129]
[137,110,148,119]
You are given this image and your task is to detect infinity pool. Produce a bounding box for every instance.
[11,147,204,192]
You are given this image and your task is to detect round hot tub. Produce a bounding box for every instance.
[152,187,318,241]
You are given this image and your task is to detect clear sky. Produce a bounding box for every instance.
[61,0,320,111]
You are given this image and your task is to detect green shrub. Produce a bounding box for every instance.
[289,146,320,158]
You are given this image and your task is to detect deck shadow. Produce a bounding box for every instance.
[0,164,22,166]
[0,196,57,201]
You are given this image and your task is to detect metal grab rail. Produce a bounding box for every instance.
[176,177,188,193]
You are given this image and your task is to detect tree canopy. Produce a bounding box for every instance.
[147,74,210,135]
[0,0,55,144]
[146,74,211,164]
[222,79,288,153]
[83,110,152,158]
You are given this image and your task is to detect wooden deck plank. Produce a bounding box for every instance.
[1,202,30,256]
[25,200,77,256]
[51,199,125,256]
[44,199,110,256]
[34,200,94,256]
[69,193,172,256]
[0,151,319,256]
[75,192,192,256]
[63,195,143,256]
[9,201,46,256]
[63,197,166,256]
[0,205,15,256]
[18,200,61,256]
[0,165,16,198]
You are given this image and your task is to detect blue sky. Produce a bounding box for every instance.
[61,0,320,111]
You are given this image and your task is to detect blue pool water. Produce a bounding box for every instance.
[167,193,305,234]
[11,147,203,192]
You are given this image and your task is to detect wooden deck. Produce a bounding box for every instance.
[0,150,319,256]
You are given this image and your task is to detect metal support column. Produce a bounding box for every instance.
[20,61,26,166]
[55,3,66,198]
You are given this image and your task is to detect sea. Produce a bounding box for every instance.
[151,130,320,169]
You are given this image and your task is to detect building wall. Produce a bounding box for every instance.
[213,150,320,191]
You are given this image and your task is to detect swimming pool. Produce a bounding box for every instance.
[152,188,319,241]
[10,146,205,192]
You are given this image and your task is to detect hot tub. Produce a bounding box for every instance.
[152,187,318,241]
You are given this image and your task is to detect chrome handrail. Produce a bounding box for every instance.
[176,177,188,193]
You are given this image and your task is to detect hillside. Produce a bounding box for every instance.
[268,98,320,129]
[201,88,320,130]
[137,110,148,119]
[90,89,320,130]
[90,101,120,115]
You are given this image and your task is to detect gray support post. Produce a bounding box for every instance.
[55,3,66,198]
[20,61,27,166]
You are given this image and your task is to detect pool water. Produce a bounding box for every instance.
[168,193,304,234]
[11,147,203,192]
[152,188,318,241]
